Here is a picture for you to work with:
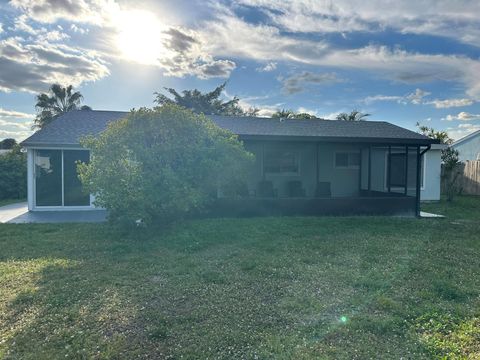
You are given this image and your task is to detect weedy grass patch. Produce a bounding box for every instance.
[0,196,479,359]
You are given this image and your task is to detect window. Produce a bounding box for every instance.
[35,149,90,207]
[335,152,360,169]
[388,153,424,189]
[264,148,299,174]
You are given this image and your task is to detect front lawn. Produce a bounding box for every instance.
[1,197,479,359]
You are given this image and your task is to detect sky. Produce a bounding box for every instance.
[1,0,480,142]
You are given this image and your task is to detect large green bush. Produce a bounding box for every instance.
[78,105,253,225]
[0,145,27,200]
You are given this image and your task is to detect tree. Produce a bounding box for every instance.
[78,105,253,226]
[154,82,245,116]
[336,110,370,121]
[33,84,91,129]
[0,145,26,200]
[0,138,17,149]
[417,123,461,201]
[271,109,318,119]
[417,123,451,145]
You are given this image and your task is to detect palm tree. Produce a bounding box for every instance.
[33,84,90,129]
[154,82,244,116]
[336,110,370,121]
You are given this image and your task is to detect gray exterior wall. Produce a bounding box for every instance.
[452,133,480,161]
[244,141,363,198]
[422,149,442,201]
[242,141,441,200]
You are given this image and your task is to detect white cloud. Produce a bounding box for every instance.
[0,37,109,93]
[200,11,329,64]
[0,108,34,141]
[0,108,34,118]
[70,24,88,34]
[7,0,480,92]
[197,11,480,100]
[12,14,36,34]
[9,0,118,25]
[364,94,404,104]
[256,62,277,72]
[447,123,480,141]
[280,71,342,94]
[0,23,3,33]
[426,98,475,108]
[443,112,480,121]
[406,88,430,104]
[364,88,429,105]
[236,0,480,47]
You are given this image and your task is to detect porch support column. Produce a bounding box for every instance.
[316,143,319,190]
[27,148,34,211]
[368,145,372,195]
[415,145,421,217]
[387,145,391,193]
[404,145,409,196]
[261,143,265,181]
[358,146,363,191]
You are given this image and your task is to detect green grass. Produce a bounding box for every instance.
[0,197,479,359]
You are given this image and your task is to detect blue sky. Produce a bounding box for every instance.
[2,0,480,141]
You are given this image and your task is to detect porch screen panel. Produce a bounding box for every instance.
[64,150,90,206]
[35,149,62,206]
[407,147,419,197]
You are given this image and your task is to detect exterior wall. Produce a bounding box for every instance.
[318,143,361,197]
[452,134,480,162]
[422,149,442,201]
[244,141,363,197]
[361,146,442,201]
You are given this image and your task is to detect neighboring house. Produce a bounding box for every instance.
[452,129,480,162]
[21,110,439,217]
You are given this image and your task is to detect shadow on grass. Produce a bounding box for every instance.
[0,210,479,358]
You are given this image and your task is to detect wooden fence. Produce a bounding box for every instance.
[442,160,480,195]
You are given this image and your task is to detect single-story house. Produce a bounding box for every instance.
[21,110,440,217]
[452,129,480,162]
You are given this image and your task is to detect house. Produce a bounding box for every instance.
[20,110,440,217]
[452,129,480,162]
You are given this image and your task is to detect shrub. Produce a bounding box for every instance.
[78,105,253,225]
[0,145,27,200]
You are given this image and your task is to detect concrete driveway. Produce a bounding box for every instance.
[0,202,107,223]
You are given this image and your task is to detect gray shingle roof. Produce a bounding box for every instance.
[21,110,437,147]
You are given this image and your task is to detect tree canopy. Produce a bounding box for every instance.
[154,82,248,116]
[78,105,253,225]
[271,109,318,119]
[417,123,460,201]
[336,110,370,121]
[0,138,17,149]
[416,123,452,145]
[0,145,26,200]
[33,84,91,129]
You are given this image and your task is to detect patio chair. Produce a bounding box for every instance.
[286,180,306,197]
[315,182,332,197]
[257,180,277,197]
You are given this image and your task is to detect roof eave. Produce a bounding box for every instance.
[238,134,438,145]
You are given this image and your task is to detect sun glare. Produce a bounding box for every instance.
[115,10,164,65]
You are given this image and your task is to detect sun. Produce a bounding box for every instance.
[115,10,164,65]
